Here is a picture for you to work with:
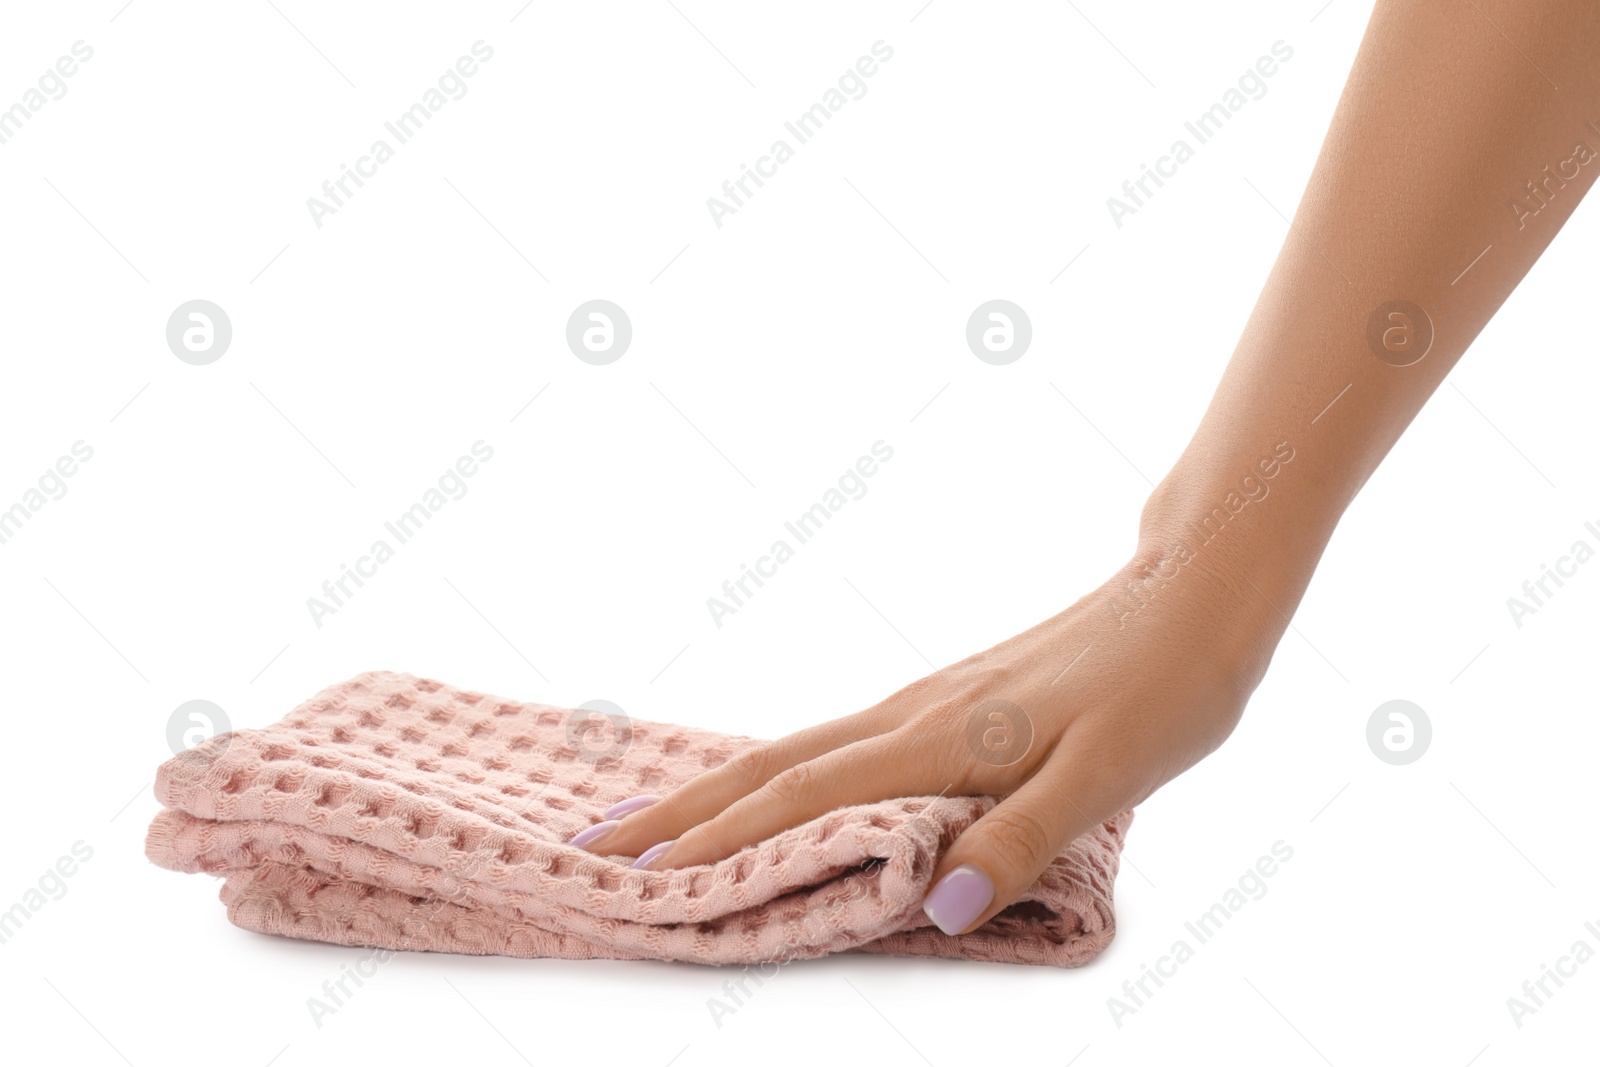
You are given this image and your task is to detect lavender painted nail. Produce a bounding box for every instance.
[631,840,675,870]
[603,794,662,820]
[922,864,994,936]
[568,820,621,848]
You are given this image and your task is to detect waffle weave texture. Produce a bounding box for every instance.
[146,671,1132,967]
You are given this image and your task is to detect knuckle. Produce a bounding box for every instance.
[983,805,1056,869]
[726,744,783,788]
[760,760,820,808]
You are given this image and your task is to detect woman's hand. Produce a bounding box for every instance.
[572,541,1284,935]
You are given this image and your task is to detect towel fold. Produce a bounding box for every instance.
[146,670,1131,967]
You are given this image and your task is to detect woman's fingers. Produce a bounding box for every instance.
[573,711,887,859]
[920,742,1127,936]
[574,686,1140,943]
[635,730,938,869]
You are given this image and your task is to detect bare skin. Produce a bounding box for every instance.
[578,0,1600,935]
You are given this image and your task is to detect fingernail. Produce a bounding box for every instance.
[631,839,676,870]
[603,794,661,820]
[921,864,994,936]
[569,820,621,848]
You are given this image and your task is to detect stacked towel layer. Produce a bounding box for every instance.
[146,671,1131,966]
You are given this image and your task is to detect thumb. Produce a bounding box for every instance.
[920,751,1120,936]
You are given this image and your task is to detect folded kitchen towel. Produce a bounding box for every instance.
[146,671,1132,967]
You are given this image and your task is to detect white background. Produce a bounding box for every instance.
[1,1,1596,1064]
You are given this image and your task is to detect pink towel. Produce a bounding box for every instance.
[146,671,1132,967]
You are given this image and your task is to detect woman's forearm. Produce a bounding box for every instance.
[1132,0,1600,675]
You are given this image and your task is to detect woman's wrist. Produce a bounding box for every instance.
[1119,447,1336,691]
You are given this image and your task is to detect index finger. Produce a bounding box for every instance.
[569,710,885,861]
